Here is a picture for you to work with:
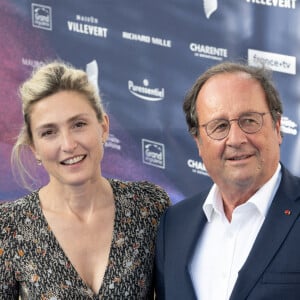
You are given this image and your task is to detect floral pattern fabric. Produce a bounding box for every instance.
[0,180,170,299]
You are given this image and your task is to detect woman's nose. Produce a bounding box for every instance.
[61,132,77,152]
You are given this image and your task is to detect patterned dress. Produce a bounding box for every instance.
[0,180,170,299]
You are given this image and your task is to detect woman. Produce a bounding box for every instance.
[0,61,170,299]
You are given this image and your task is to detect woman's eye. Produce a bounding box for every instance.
[41,129,54,137]
[74,121,87,128]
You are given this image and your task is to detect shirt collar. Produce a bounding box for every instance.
[203,164,282,222]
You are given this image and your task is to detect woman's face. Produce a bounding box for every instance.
[29,90,109,187]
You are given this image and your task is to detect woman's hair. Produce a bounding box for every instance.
[11,60,106,190]
[183,61,283,137]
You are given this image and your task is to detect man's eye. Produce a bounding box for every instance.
[214,122,228,132]
[243,118,259,125]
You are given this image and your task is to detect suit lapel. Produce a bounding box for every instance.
[230,167,300,300]
[174,192,208,299]
[185,207,207,279]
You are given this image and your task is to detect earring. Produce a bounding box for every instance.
[37,159,42,166]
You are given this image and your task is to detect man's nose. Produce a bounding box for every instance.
[226,121,247,145]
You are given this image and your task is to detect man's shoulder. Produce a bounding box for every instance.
[158,189,210,240]
[280,164,300,195]
[167,189,210,218]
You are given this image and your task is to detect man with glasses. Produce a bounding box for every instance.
[155,62,300,300]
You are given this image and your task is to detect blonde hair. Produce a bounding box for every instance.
[11,60,105,190]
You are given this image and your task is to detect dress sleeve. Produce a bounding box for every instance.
[148,182,172,213]
[0,205,20,299]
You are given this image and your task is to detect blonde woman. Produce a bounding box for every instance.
[0,61,170,299]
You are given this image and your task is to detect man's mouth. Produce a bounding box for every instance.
[228,154,252,161]
[61,155,86,165]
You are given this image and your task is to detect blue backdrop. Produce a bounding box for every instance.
[0,0,299,203]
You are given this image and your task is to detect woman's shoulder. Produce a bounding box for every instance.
[0,191,39,227]
[109,179,171,210]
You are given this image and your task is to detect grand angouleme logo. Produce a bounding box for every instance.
[128,79,165,101]
[32,3,52,30]
[142,139,165,169]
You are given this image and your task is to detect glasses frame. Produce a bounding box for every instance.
[199,111,272,140]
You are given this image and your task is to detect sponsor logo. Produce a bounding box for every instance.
[248,49,296,75]
[22,58,43,68]
[86,60,99,95]
[203,0,218,19]
[190,43,228,61]
[122,31,172,48]
[187,159,209,176]
[32,3,52,31]
[245,0,296,9]
[76,15,98,24]
[67,14,107,38]
[105,134,121,150]
[142,139,165,169]
[281,116,298,136]
[128,79,165,101]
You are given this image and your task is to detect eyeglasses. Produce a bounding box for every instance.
[200,111,272,140]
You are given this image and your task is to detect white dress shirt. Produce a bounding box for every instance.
[190,164,282,300]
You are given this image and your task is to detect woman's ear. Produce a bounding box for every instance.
[29,144,41,162]
[100,114,109,143]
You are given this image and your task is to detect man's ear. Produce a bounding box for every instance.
[193,135,202,157]
[275,116,283,146]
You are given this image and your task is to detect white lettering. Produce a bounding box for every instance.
[245,0,296,8]
[67,22,108,37]
[35,14,49,22]
[122,31,151,43]
[122,31,172,48]
[187,159,207,171]
[145,149,163,160]
[128,80,165,101]
[151,37,172,47]
[190,43,228,57]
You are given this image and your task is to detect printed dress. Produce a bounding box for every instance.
[0,180,170,299]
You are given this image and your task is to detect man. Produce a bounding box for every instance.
[155,62,300,300]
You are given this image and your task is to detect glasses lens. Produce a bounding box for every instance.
[239,112,262,133]
[206,119,230,140]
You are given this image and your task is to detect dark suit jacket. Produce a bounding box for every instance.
[155,165,300,299]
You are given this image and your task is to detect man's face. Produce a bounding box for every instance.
[194,72,282,192]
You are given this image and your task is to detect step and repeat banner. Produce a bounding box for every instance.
[0,0,299,203]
